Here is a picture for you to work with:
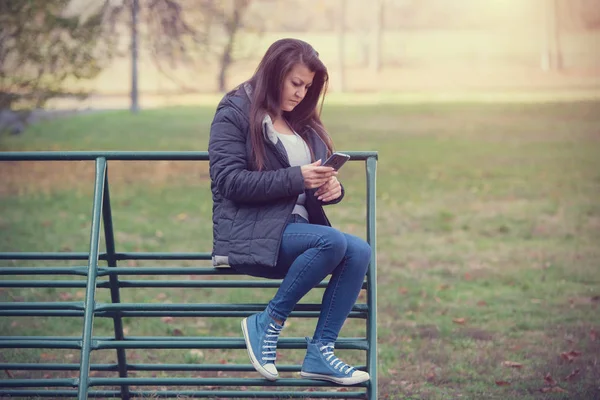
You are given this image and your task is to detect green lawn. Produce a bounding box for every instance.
[1,101,599,399]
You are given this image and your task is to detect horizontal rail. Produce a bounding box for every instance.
[0,310,365,318]
[0,362,366,372]
[0,303,366,313]
[0,280,360,289]
[0,252,213,261]
[93,338,368,351]
[94,303,367,312]
[0,390,366,398]
[0,267,88,275]
[0,301,84,310]
[90,377,369,387]
[0,337,366,350]
[0,340,82,349]
[0,150,377,161]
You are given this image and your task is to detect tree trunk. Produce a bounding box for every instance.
[130,0,139,113]
[370,0,382,73]
[336,0,346,92]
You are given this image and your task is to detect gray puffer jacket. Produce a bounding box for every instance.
[208,84,344,269]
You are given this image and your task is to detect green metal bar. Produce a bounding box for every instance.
[97,266,237,275]
[0,378,77,387]
[0,279,363,289]
[0,335,363,342]
[95,303,367,312]
[0,150,376,161]
[0,301,84,310]
[0,362,366,372]
[105,279,365,289]
[0,251,213,261]
[0,310,83,317]
[89,377,368,387]
[101,171,131,400]
[94,338,367,351]
[111,252,212,260]
[0,390,366,398]
[0,281,87,288]
[77,157,106,400]
[0,252,90,260]
[0,340,81,349]
[366,155,378,400]
[0,267,88,275]
[0,310,364,318]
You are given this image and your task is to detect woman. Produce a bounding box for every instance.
[208,38,371,386]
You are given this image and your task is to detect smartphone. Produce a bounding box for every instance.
[323,152,350,171]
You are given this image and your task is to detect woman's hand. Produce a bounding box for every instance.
[301,160,337,189]
[314,176,342,202]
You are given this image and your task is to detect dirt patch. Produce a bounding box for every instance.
[0,160,210,197]
[459,327,495,341]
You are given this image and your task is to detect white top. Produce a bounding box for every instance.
[276,131,311,221]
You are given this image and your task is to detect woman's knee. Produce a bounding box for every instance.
[318,228,348,265]
[344,234,372,272]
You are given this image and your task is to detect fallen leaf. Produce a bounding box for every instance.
[40,353,55,361]
[452,318,466,325]
[544,373,557,386]
[171,328,184,336]
[398,287,409,295]
[560,350,581,363]
[156,293,168,300]
[438,284,450,290]
[59,292,73,300]
[590,329,598,342]
[476,300,487,307]
[219,359,227,364]
[565,369,580,381]
[495,380,510,386]
[161,316,174,324]
[540,386,567,393]
[502,361,523,368]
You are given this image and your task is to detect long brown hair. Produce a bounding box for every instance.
[246,38,333,170]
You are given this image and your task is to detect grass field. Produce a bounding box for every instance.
[1,100,599,399]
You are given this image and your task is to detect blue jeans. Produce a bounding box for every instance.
[264,214,371,343]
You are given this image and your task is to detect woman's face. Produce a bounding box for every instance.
[280,63,315,112]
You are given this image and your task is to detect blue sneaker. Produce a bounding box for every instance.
[241,311,283,381]
[300,337,370,385]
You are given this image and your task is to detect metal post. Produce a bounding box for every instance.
[102,169,131,400]
[365,156,378,400]
[77,157,107,400]
[130,0,139,113]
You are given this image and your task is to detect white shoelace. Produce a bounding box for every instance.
[261,323,282,362]
[319,343,355,375]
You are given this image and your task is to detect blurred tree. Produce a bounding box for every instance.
[67,0,260,95]
[0,0,115,131]
[196,0,256,92]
